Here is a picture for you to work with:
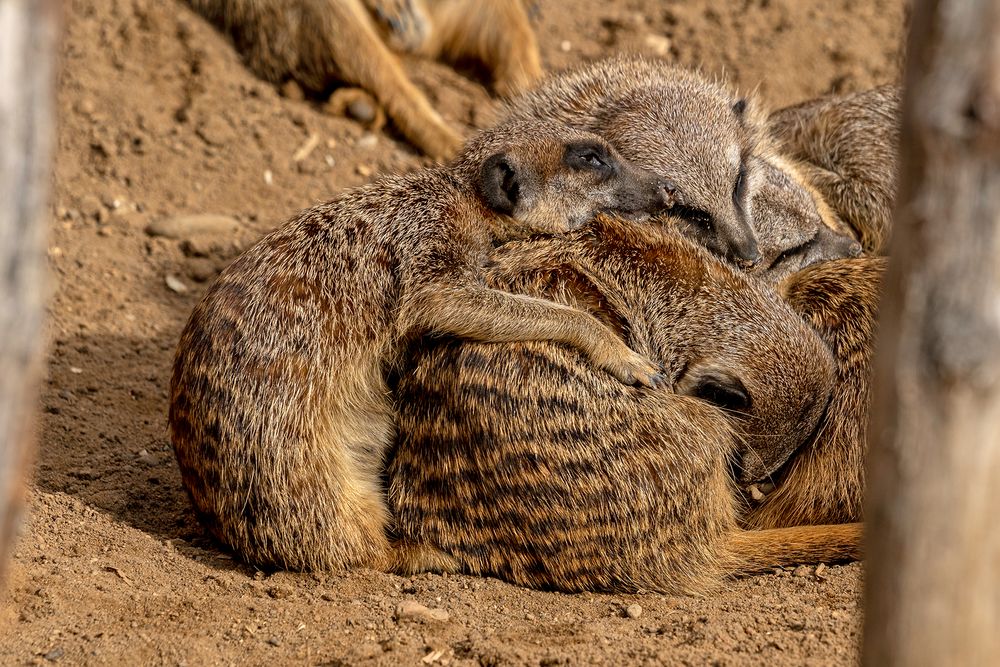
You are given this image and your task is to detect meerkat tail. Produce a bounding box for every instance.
[722,523,863,575]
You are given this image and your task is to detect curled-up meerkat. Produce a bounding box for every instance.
[170,120,678,572]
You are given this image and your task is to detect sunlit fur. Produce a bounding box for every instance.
[169,121,674,572]
[188,0,542,158]
[389,215,858,594]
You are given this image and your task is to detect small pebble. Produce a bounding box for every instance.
[347,98,377,125]
[355,165,373,177]
[144,214,241,240]
[560,40,572,52]
[137,449,159,466]
[267,637,281,647]
[625,604,643,619]
[165,275,188,294]
[644,34,672,57]
[793,565,812,578]
[395,600,449,623]
[44,647,64,661]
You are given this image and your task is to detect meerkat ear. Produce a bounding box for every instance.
[478,153,521,215]
[732,98,748,117]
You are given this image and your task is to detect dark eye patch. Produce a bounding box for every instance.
[733,161,748,207]
[564,141,615,176]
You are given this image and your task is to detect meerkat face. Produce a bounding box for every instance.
[604,98,766,270]
[476,133,679,235]
[748,157,862,285]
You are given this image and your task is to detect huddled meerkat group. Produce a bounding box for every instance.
[171,3,900,594]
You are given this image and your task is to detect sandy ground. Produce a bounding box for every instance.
[2,0,906,664]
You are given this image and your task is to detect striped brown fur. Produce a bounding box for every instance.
[387,215,857,594]
[169,121,678,572]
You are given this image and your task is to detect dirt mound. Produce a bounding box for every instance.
[2,0,903,663]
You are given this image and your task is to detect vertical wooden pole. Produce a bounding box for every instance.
[865,0,1000,664]
[0,0,57,586]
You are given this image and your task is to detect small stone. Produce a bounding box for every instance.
[321,592,336,602]
[76,98,96,115]
[395,600,449,623]
[625,604,643,619]
[347,98,377,125]
[137,449,158,466]
[264,169,273,186]
[560,40,572,52]
[44,647,64,661]
[280,80,305,101]
[266,586,291,599]
[748,485,766,502]
[187,258,217,283]
[355,165,372,177]
[357,133,378,150]
[70,367,83,374]
[267,637,281,647]
[97,226,112,237]
[79,195,104,220]
[144,214,242,240]
[196,115,235,147]
[165,275,188,294]
[814,563,828,580]
[644,34,672,57]
[792,565,812,578]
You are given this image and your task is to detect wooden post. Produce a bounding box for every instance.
[0,0,57,586]
[865,0,1000,664]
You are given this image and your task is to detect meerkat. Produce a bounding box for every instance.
[364,0,542,98]
[386,215,856,593]
[747,153,862,285]
[188,0,542,159]
[502,55,769,267]
[169,120,679,572]
[741,256,883,530]
[768,84,901,255]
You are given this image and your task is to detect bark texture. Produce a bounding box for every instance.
[865,0,1000,664]
[0,0,56,585]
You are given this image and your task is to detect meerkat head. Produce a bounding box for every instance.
[461,121,680,235]
[747,155,862,285]
[503,56,770,268]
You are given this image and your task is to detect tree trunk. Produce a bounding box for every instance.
[0,0,57,586]
[865,0,1000,664]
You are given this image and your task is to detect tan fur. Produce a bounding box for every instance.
[366,0,542,99]
[503,56,771,266]
[169,121,678,571]
[188,0,542,159]
[742,260,884,530]
[503,56,869,276]
[386,215,854,594]
[748,152,862,284]
[768,84,901,254]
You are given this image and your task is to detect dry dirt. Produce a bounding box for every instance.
[3,0,906,664]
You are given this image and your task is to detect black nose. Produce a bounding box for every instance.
[658,179,680,208]
[684,370,751,414]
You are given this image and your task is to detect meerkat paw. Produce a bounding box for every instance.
[366,0,432,53]
[325,87,388,132]
[596,347,669,389]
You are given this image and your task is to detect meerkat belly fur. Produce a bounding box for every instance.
[169,120,677,571]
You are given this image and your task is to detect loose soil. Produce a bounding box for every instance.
[3,0,905,664]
